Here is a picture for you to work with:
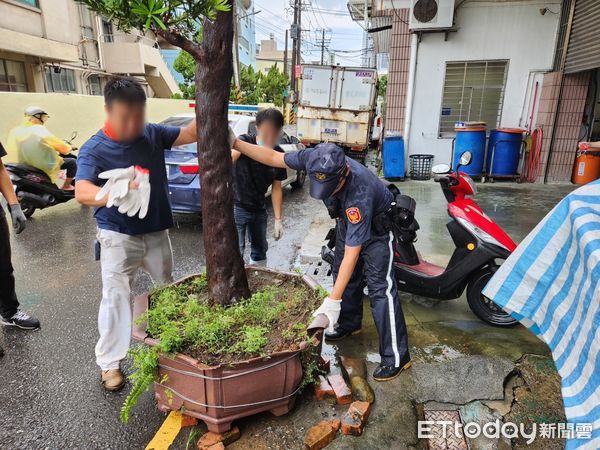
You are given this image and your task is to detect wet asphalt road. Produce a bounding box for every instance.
[0,177,577,450]
[0,185,318,450]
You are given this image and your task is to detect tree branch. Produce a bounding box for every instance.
[157,28,203,61]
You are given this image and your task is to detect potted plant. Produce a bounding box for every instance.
[76,0,327,430]
[128,268,327,431]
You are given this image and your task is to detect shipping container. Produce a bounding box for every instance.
[296,65,378,160]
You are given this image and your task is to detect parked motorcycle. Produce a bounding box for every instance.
[321,152,518,327]
[5,131,78,218]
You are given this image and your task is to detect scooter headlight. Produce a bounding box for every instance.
[456,217,509,252]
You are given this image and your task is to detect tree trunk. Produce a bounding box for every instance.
[195,7,250,305]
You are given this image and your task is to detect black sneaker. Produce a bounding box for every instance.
[324,327,361,341]
[373,354,412,382]
[0,309,40,330]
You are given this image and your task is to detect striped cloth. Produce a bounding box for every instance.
[482,180,600,449]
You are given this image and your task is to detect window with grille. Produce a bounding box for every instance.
[0,59,28,92]
[439,60,508,136]
[45,68,77,93]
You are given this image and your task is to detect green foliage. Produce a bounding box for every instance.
[121,274,321,422]
[260,65,289,107]
[173,50,197,99]
[239,65,263,105]
[378,74,388,98]
[75,0,230,40]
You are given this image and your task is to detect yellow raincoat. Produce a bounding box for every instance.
[5,118,71,183]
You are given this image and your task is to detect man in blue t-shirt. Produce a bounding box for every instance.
[233,140,411,381]
[75,78,199,391]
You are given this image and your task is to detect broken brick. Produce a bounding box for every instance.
[206,444,224,450]
[328,419,341,432]
[327,374,352,405]
[341,401,372,436]
[304,420,338,450]
[197,426,240,449]
[315,375,335,400]
[181,414,198,428]
[317,356,331,373]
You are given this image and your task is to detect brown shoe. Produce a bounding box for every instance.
[101,369,125,392]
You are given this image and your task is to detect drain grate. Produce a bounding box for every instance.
[422,409,468,450]
[304,260,333,290]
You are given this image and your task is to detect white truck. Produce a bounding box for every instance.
[296,65,378,161]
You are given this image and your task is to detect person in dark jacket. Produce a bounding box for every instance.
[0,140,40,344]
[231,108,287,264]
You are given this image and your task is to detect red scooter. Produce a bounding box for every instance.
[322,152,518,327]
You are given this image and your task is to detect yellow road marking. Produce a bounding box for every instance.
[145,410,185,450]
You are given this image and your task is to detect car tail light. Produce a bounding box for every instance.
[180,165,199,174]
[376,117,382,127]
[350,146,365,151]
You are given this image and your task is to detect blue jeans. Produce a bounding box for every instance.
[234,206,268,262]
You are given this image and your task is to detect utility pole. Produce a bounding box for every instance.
[284,29,289,82]
[316,28,331,65]
[232,0,240,87]
[320,29,326,65]
[290,0,299,94]
[283,28,289,119]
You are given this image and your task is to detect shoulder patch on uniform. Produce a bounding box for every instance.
[346,207,362,224]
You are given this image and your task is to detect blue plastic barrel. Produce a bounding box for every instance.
[453,127,486,177]
[383,136,405,180]
[486,128,524,176]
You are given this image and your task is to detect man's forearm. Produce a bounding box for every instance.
[173,118,197,147]
[233,139,288,168]
[0,164,18,205]
[330,245,361,300]
[271,181,283,220]
[75,180,107,207]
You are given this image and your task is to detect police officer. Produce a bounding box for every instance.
[233,140,411,381]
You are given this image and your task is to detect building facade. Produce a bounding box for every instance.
[256,35,290,75]
[355,0,599,183]
[0,0,179,98]
[236,0,257,69]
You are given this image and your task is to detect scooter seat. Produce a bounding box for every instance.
[6,163,51,182]
[396,258,445,277]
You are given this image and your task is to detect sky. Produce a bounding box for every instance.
[252,0,368,66]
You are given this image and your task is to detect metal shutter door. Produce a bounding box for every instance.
[565,0,600,74]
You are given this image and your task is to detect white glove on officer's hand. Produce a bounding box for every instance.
[95,166,135,207]
[312,296,342,333]
[229,126,237,149]
[273,218,283,241]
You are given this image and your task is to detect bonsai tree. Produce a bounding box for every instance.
[78,0,250,304]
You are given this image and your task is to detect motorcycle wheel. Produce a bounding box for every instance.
[467,267,518,328]
[291,170,306,189]
[17,196,36,219]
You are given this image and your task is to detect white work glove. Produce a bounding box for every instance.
[229,126,237,149]
[116,166,151,219]
[95,166,135,207]
[273,218,283,240]
[312,297,342,333]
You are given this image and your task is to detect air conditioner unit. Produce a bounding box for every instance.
[409,0,455,31]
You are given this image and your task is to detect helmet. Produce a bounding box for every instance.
[24,106,49,121]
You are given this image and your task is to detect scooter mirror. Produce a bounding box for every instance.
[432,164,451,174]
[459,151,473,167]
[70,131,78,141]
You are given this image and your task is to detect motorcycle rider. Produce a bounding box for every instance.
[6,106,77,191]
[232,140,411,381]
[232,108,286,264]
[0,140,41,332]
